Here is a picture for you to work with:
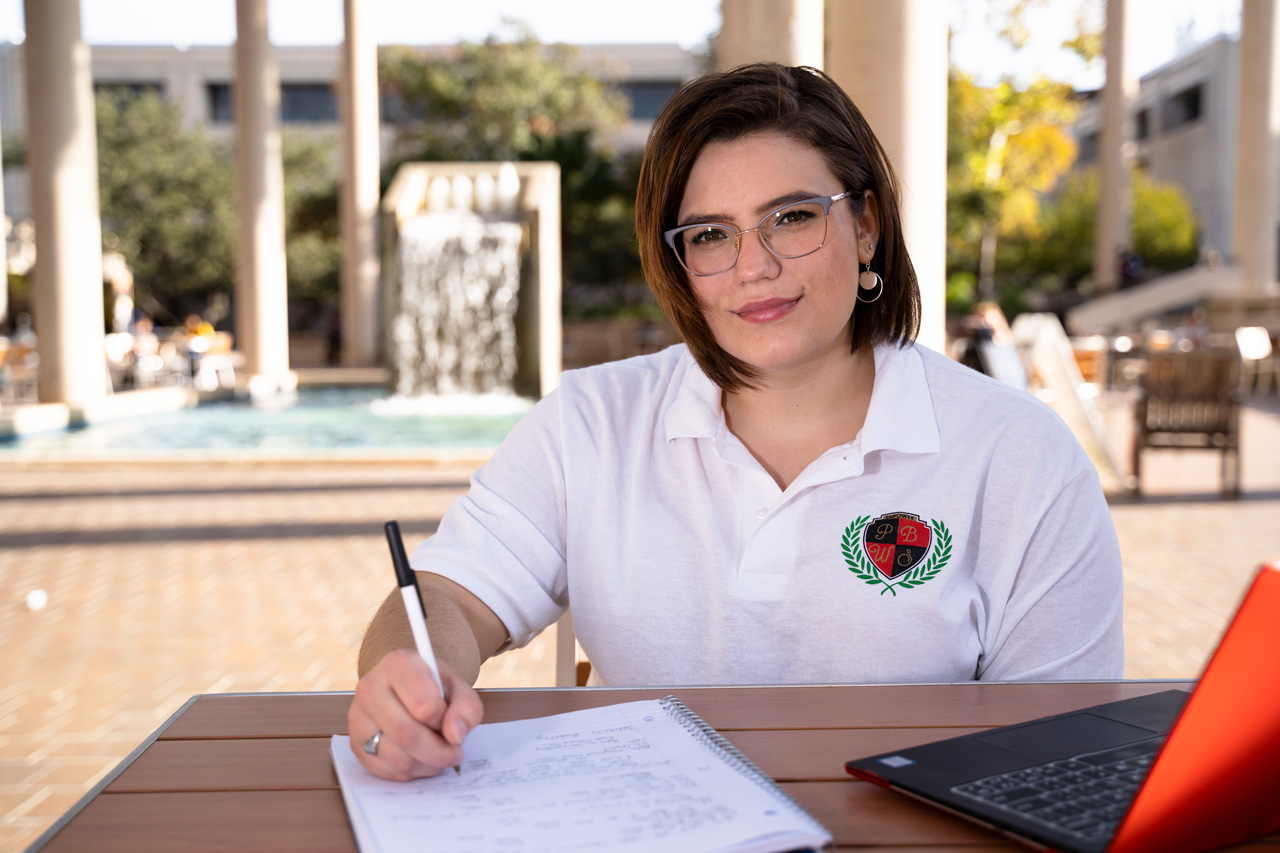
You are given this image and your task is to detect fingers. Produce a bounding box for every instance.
[438,662,484,748]
[347,649,484,780]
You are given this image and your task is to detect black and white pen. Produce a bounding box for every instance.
[384,520,460,775]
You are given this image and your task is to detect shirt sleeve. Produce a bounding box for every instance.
[409,390,571,650]
[977,464,1125,681]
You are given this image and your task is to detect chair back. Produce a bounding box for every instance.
[1140,347,1241,434]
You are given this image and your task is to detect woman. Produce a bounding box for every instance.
[348,63,1123,781]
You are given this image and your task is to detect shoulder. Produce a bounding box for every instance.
[556,344,696,411]
[901,343,1096,484]
[915,343,1077,439]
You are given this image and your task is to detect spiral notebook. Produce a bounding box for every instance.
[331,696,832,853]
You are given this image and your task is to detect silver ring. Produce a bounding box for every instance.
[363,730,383,756]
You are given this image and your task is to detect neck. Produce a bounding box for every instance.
[722,345,877,489]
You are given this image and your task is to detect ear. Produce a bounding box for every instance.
[856,190,881,265]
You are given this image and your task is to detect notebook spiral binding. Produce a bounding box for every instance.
[659,695,826,832]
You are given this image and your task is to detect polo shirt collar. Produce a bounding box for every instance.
[860,342,940,455]
[663,347,723,440]
[662,342,940,456]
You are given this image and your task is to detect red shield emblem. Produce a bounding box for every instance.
[862,513,932,579]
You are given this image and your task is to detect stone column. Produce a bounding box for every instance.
[23,0,107,406]
[716,0,825,70]
[339,0,381,367]
[827,0,948,352]
[234,0,295,395]
[1092,0,1136,294]
[1234,0,1280,295]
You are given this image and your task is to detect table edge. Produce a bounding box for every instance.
[23,695,202,853]
[188,678,1189,698]
[21,679,1196,851]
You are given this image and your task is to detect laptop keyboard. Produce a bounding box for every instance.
[950,740,1162,842]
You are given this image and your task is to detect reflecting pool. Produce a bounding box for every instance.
[0,387,531,458]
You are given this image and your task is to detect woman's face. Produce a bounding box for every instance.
[676,131,878,381]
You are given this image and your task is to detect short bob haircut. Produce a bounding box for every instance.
[636,63,920,392]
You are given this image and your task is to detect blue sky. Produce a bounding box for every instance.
[0,0,1241,88]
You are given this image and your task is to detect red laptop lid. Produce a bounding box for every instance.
[1109,561,1280,853]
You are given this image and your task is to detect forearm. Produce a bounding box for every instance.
[356,573,504,683]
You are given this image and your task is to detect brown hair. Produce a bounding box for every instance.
[635,63,920,391]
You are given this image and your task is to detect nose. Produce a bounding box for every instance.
[734,227,779,280]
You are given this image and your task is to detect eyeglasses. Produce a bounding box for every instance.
[663,191,854,276]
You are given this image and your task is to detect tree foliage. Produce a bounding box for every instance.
[281,132,342,330]
[95,89,237,323]
[1000,168,1200,292]
[378,24,646,301]
[93,89,342,330]
[380,25,627,161]
[944,0,1201,317]
[946,70,1080,306]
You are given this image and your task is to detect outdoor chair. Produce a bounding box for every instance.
[1131,346,1242,498]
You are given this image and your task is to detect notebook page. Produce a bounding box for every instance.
[331,698,830,853]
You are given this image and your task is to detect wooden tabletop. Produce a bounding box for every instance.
[27,680,1280,852]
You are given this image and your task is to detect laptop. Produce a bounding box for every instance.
[845,561,1280,853]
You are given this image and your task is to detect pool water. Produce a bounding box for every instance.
[0,387,531,457]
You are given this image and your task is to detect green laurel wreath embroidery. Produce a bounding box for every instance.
[841,516,953,597]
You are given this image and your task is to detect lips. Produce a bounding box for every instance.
[733,296,801,323]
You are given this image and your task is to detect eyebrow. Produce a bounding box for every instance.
[676,190,828,228]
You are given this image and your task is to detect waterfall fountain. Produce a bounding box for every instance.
[382,162,562,402]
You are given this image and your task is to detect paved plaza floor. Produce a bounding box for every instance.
[2,396,1278,851]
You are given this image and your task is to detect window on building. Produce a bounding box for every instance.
[281,83,337,123]
[1135,108,1150,140]
[94,81,165,99]
[208,83,233,123]
[1162,84,1204,131]
[1077,131,1099,165]
[205,82,339,124]
[617,80,680,120]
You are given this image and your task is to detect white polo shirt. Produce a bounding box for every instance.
[413,342,1124,686]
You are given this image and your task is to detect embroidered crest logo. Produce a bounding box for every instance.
[842,512,952,596]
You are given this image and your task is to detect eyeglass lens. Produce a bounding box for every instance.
[674,200,831,276]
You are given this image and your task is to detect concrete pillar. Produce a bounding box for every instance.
[23,0,107,406]
[827,0,948,353]
[1092,0,1136,294]
[339,0,381,367]
[716,0,825,70]
[1234,0,1280,295]
[234,0,295,395]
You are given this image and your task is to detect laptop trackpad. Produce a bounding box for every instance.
[975,713,1158,762]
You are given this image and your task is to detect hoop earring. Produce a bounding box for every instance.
[858,261,883,303]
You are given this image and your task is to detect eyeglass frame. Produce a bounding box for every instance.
[662,191,856,277]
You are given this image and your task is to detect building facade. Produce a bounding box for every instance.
[1072,35,1242,265]
[0,40,705,222]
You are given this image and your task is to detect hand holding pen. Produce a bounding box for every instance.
[383,520,460,775]
[347,521,478,780]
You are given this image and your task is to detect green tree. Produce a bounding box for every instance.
[93,89,343,331]
[95,89,237,323]
[1000,168,1200,294]
[947,71,1079,306]
[379,24,645,305]
[281,132,342,331]
[380,24,627,161]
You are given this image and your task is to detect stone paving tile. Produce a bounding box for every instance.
[1,397,1278,851]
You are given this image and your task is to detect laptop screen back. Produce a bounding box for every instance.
[1109,563,1280,853]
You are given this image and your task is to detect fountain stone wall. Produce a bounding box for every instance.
[381,162,562,399]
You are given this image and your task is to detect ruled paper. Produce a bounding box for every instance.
[331,699,830,853]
